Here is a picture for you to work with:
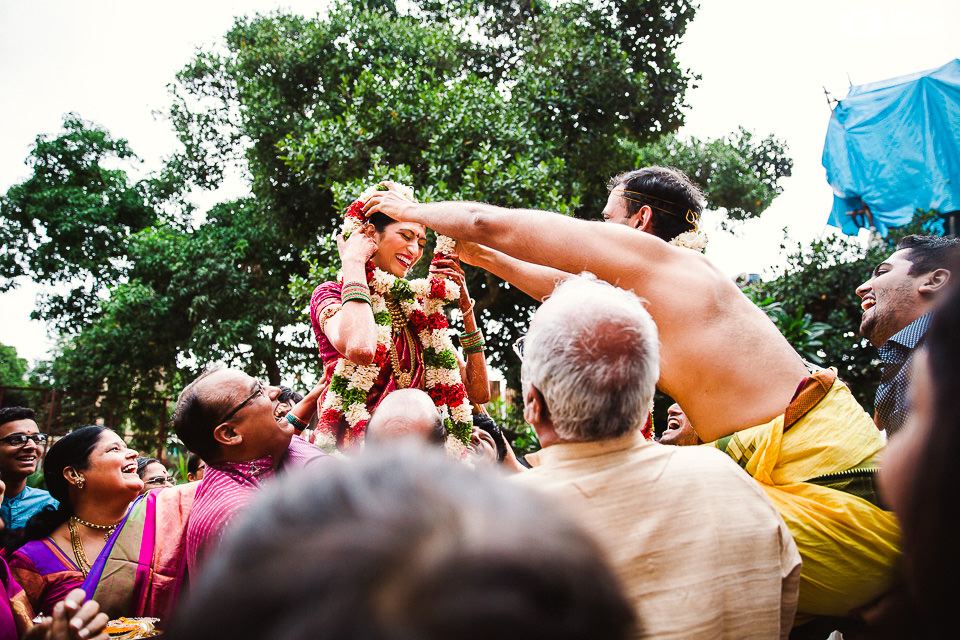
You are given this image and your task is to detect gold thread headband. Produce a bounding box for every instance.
[613,189,680,206]
[611,189,700,232]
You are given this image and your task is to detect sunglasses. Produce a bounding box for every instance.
[0,433,49,448]
[218,381,265,424]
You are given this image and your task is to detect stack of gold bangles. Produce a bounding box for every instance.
[341,280,371,305]
[460,329,485,355]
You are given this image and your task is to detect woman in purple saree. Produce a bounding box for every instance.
[7,426,193,621]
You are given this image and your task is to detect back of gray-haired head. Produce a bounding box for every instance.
[167,444,636,640]
[523,273,660,441]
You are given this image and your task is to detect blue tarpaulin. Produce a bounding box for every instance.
[822,59,960,236]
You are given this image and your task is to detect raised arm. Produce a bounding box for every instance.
[430,255,491,404]
[364,190,673,291]
[321,232,380,365]
[457,240,571,303]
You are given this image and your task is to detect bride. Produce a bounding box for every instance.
[309,184,490,450]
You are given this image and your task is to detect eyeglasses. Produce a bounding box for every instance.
[512,335,526,361]
[143,475,174,486]
[0,433,49,448]
[218,381,265,424]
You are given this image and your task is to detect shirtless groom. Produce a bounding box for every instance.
[365,167,899,625]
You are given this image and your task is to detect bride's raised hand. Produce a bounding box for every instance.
[430,256,472,311]
[337,230,378,268]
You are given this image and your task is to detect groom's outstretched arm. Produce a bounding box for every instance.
[458,241,571,302]
[364,190,674,294]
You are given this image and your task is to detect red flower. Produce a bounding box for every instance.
[409,310,429,333]
[428,383,468,406]
[373,343,389,367]
[426,313,448,331]
[346,199,366,220]
[429,277,447,299]
[321,408,342,425]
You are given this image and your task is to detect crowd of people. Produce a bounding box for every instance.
[1,166,958,639]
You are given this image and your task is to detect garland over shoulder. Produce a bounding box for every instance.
[317,184,473,451]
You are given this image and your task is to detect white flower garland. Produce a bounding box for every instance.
[669,229,709,252]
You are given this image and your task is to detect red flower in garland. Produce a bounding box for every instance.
[373,343,390,368]
[408,309,430,333]
[428,383,468,407]
[345,199,366,221]
[426,313,448,331]
[429,277,447,299]
[321,408,341,425]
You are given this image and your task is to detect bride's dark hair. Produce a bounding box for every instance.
[367,210,401,233]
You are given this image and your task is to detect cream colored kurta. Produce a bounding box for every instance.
[513,431,801,640]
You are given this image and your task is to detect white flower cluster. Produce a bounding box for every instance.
[669,230,709,253]
[434,235,456,256]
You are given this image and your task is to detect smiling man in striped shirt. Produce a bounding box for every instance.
[173,367,334,578]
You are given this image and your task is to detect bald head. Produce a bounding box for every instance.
[523,274,660,441]
[366,389,445,446]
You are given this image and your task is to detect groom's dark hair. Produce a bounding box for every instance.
[608,166,704,242]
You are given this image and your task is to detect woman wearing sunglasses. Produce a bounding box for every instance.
[7,426,192,623]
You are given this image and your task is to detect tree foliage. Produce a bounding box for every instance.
[163,0,793,390]
[0,343,28,390]
[0,115,159,332]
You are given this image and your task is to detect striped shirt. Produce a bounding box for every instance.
[185,437,332,577]
[875,313,931,435]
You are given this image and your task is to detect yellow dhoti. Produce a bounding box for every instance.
[711,370,900,619]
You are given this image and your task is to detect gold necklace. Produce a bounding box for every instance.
[67,518,92,576]
[386,298,412,388]
[70,515,118,541]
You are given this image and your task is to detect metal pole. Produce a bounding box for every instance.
[157,399,167,461]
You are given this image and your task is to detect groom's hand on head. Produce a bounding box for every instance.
[364,189,413,222]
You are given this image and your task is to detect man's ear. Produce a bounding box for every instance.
[919,269,951,295]
[523,384,550,427]
[634,205,654,232]
[213,423,243,448]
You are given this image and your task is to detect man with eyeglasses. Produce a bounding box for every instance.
[173,367,334,577]
[0,407,58,530]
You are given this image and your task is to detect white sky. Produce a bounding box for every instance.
[1,0,958,366]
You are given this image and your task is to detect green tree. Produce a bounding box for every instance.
[7,1,796,440]
[165,1,792,390]
[0,343,27,387]
[0,115,159,332]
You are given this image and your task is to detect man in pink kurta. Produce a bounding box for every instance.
[173,368,334,578]
[511,275,801,639]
